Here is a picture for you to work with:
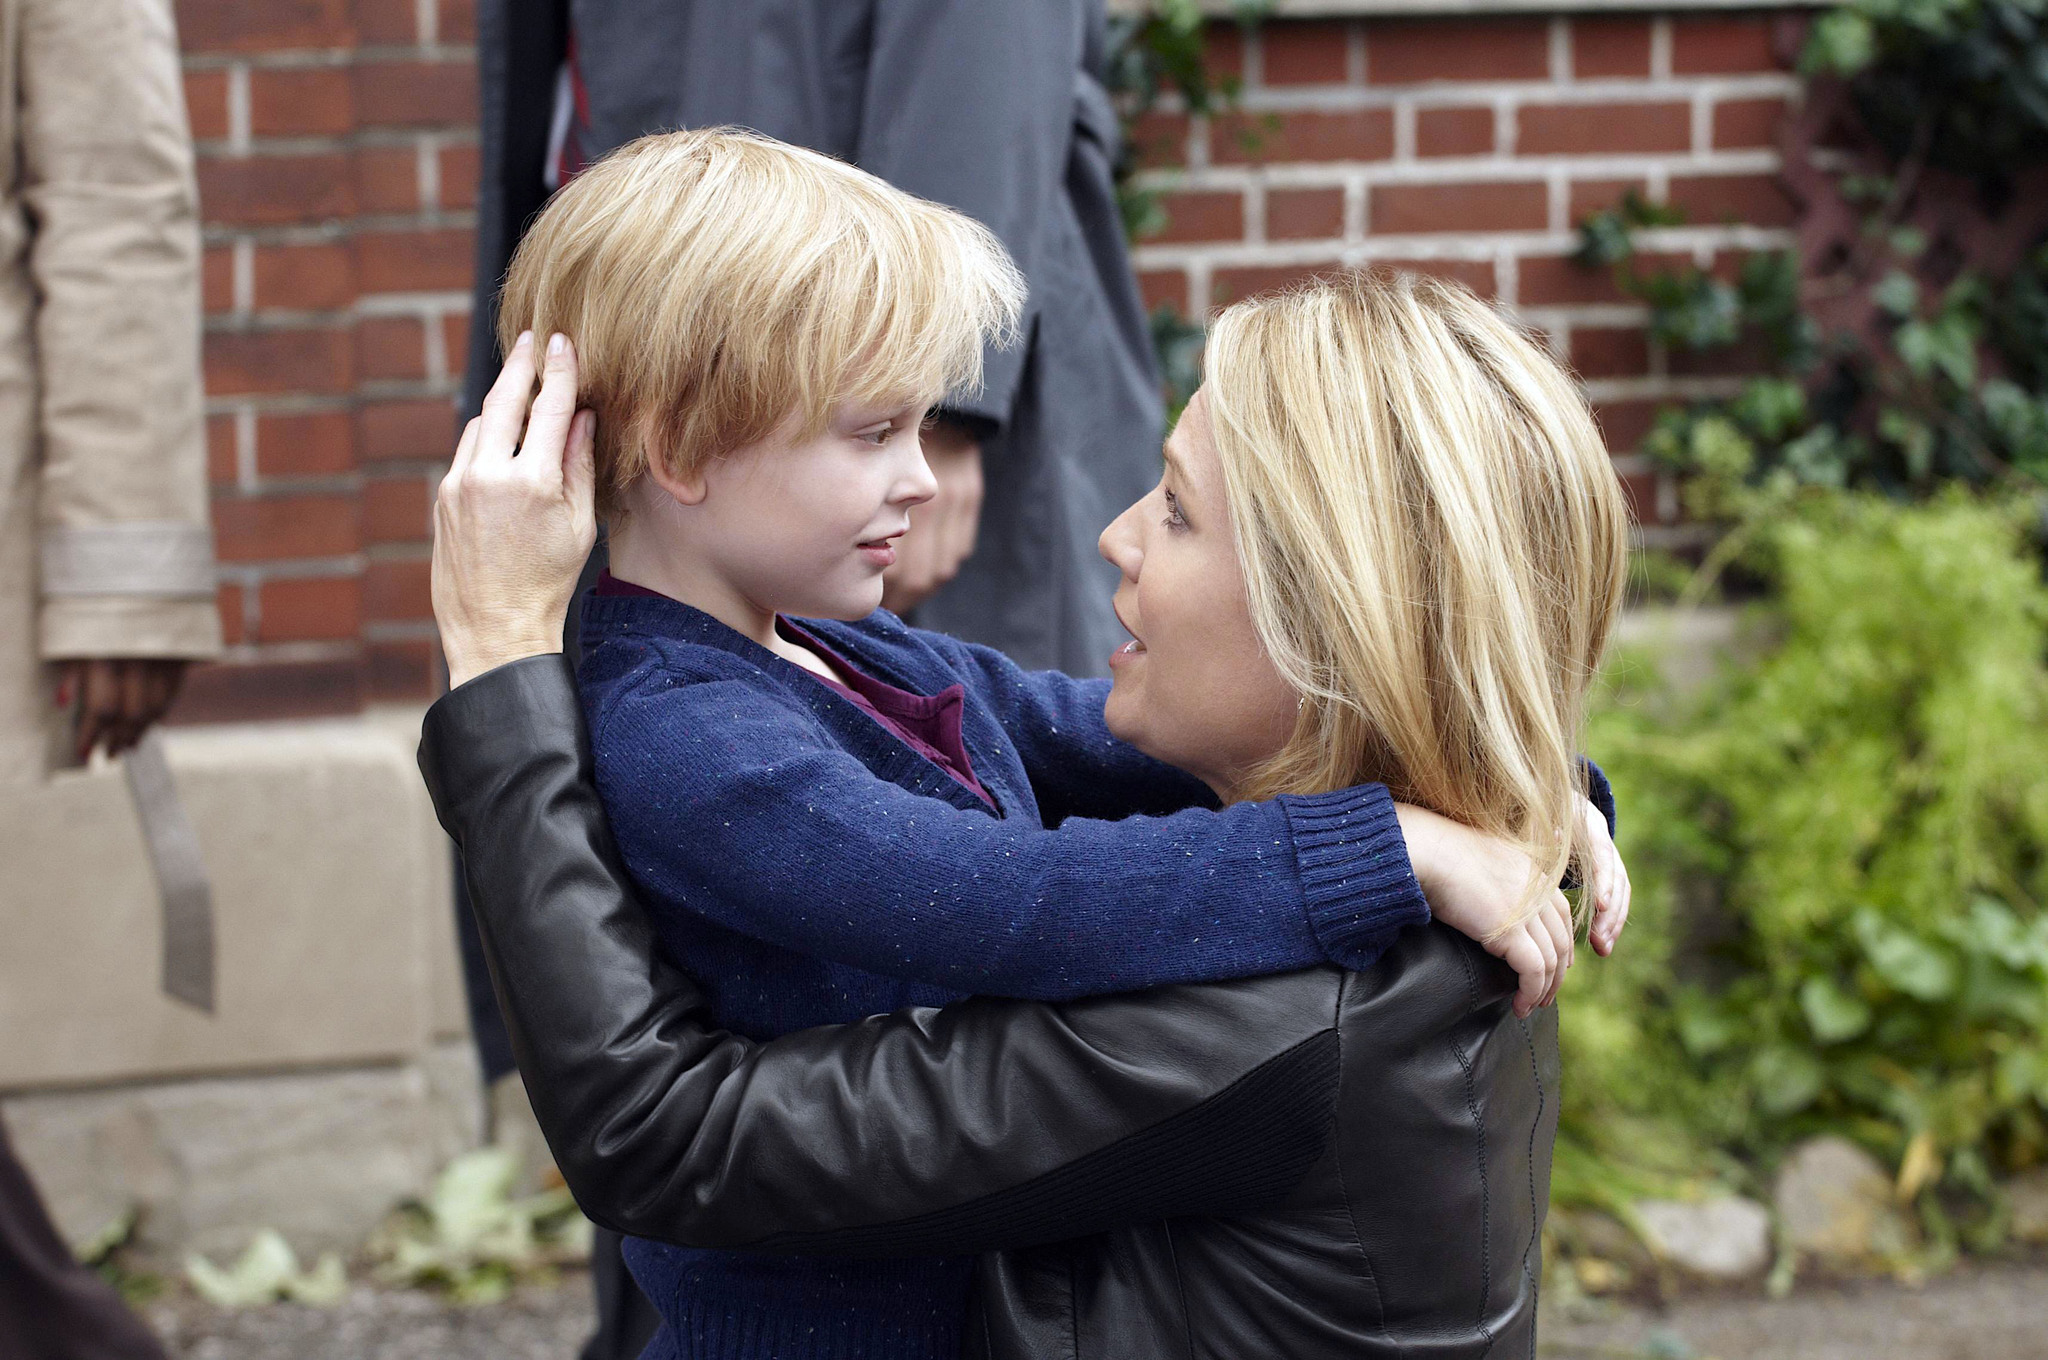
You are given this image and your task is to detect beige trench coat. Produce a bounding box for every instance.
[0,0,219,783]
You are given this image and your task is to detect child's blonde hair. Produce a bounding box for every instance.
[1204,271,1630,913]
[497,128,1025,520]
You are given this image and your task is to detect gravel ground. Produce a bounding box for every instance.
[145,1263,2048,1360]
[1541,1262,2048,1360]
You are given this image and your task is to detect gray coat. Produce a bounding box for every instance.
[464,0,1164,675]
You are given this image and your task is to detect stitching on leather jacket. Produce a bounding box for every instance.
[1516,1015,1547,1360]
[1450,946,1497,1355]
[1324,974,1395,1350]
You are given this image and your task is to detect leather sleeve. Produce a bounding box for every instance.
[419,656,1341,1256]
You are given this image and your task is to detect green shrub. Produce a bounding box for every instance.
[1564,489,2048,1243]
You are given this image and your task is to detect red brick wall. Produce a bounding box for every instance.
[174,0,476,723]
[168,5,1802,722]
[1131,11,1808,549]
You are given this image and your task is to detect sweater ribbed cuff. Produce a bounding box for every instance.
[1281,785,1430,971]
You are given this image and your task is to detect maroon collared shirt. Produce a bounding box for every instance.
[594,573,995,809]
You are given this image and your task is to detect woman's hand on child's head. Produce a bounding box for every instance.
[1579,798,1631,958]
[434,331,599,688]
[1394,804,1574,1018]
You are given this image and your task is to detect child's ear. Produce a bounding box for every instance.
[643,454,708,507]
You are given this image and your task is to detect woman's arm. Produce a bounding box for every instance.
[422,656,1345,1254]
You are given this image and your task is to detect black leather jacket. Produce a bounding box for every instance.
[420,657,1560,1359]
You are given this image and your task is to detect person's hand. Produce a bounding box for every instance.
[881,418,982,615]
[1579,799,1631,957]
[1395,801,1624,1018]
[434,331,598,689]
[57,658,188,762]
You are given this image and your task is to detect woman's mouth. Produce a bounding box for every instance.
[1108,637,1146,669]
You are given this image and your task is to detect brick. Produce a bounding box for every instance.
[216,584,246,647]
[1203,22,1247,81]
[1714,97,1788,150]
[442,312,472,373]
[355,315,428,381]
[357,397,457,462]
[203,246,236,313]
[1518,102,1691,156]
[253,242,355,311]
[198,153,355,226]
[1667,173,1796,227]
[355,228,474,294]
[1137,269,1190,314]
[211,493,360,561]
[204,326,352,396]
[258,575,361,642]
[247,67,353,137]
[1416,106,1495,158]
[1569,178,1648,227]
[1368,18,1548,85]
[1673,15,1782,74]
[1210,261,1344,308]
[1570,326,1651,379]
[1261,21,1350,85]
[1213,109,1392,164]
[354,146,420,214]
[1519,250,1685,306]
[363,558,431,621]
[439,0,478,43]
[367,639,437,701]
[173,0,353,54]
[1669,330,1772,378]
[208,414,238,485]
[364,475,432,542]
[1372,257,1497,298]
[256,410,355,478]
[185,71,230,142]
[1618,468,1662,524]
[1371,181,1546,235]
[1146,190,1243,244]
[1267,187,1345,240]
[1129,111,1189,170]
[168,659,364,724]
[439,143,480,209]
[352,61,478,129]
[354,0,417,44]
[1572,18,1652,78]
[1593,399,1664,454]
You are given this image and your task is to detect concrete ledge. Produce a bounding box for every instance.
[0,709,463,1092]
[2,1044,484,1259]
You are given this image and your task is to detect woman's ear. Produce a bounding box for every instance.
[643,452,708,507]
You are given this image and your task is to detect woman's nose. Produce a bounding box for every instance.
[1099,501,1142,581]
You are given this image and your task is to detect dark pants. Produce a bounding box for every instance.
[451,543,656,1360]
[0,1116,167,1360]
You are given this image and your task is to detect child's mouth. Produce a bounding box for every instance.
[858,531,904,568]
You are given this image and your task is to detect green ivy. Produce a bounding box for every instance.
[1569,490,2048,1253]
[1107,1,1273,416]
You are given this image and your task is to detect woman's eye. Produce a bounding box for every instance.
[1163,490,1187,529]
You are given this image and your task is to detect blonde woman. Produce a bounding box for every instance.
[423,269,1632,1360]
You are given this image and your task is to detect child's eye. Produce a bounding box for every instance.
[859,423,896,446]
[1163,489,1188,530]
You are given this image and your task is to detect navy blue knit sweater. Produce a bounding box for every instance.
[578,592,1430,1360]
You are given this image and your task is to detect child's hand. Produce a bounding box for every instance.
[434,331,599,688]
[1394,801,1624,1017]
[1579,798,1631,958]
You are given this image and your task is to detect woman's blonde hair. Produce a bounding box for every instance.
[1205,271,1630,909]
[497,128,1024,520]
